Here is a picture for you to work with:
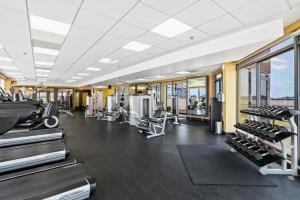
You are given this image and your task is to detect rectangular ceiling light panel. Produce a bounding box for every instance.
[0,57,12,62]
[86,67,102,71]
[99,58,119,64]
[30,15,71,36]
[176,71,190,74]
[36,74,49,77]
[35,61,54,66]
[122,41,152,52]
[78,73,89,76]
[151,18,192,38]
[36,68,51,73]
[33,47,59,56]
[0,66,18,70]
[72,77,82,79]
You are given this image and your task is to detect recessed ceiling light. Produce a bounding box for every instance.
[36,68,51,73]
[35,61,54,66]
[86,67,102,71]
[77,73,89,76]
[0,66,18,70]
[5,72,22,75]
[33,47,59,56]
[137,78,146,81]
[176,71,190,75]
[151,18,192,38]
[99,58,119,64]
[125,80,133,83]
[0,57,12,62]
[65,80,77,83]
[72,76,82,79]
[30,15,71,36]
[154,75,166,78]
[116,83,123,85]
[122,41,151,52]
[36,74,48,77]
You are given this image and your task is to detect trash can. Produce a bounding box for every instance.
[215,121,222,134]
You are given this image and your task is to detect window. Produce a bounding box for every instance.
[260,50,294,108]
[152,83,161,104]
[187,77,207,116]
[174,80,187,114]
[0,79,4,89]
[238,64,256,121]
[215,73,222,97]
[166,82,173,110]
[37,91,47,103]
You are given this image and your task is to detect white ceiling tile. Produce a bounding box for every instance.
[68,26,103,42]
[288,0,300,7]
[142,0,198,16]
[0,49,8,57]
[122,4,169,29]
[174,0,227,27]
[34,53,56,62]
[173,29,209,44]
[28,0,79,24]
[0,0,27,12]
[214,0,258,12]
[31,30,66,44]
[56,0,83,7]
[109,22,146,40]
[155,39,185,50]
[0,60,13,66]
[198,15,243,35]
[232,0,289,24]
[136,31,169,45]
[82,0,138,20]
[74,9,116,32]
[108,49,136,61]
[142,46,167,56]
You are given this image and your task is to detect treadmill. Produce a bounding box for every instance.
[0,140,68,174]
[0,128,65,147]
[0,159,96,200]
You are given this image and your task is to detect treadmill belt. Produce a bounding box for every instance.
[0,140,65,162]
[0,161,92,200]
[0,128,63,139]
[177,145,277,186]
[0,140,67,174]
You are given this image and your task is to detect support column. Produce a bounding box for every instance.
[222,62,237,133]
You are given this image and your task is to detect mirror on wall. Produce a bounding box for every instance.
[187,77,207,116]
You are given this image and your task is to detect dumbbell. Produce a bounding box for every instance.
[248,143,277,160]
[265,126,288,139]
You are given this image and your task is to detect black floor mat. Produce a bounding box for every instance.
[177,145,277,187]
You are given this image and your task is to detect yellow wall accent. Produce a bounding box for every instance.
[4,79,12,90]
[100,86,115,108]
[222,62,237,133]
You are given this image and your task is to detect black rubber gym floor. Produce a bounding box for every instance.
[60,112,300,200]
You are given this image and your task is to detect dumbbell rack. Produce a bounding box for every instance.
[229,106,299,176]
